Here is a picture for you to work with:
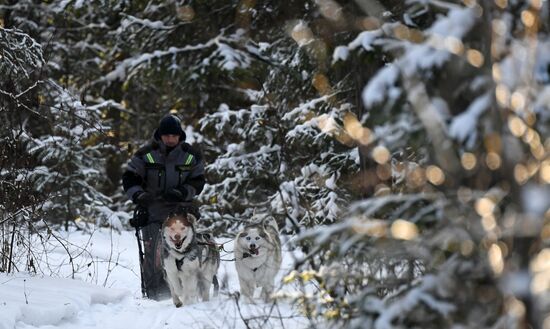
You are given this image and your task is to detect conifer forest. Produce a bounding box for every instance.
[1,1,550,328]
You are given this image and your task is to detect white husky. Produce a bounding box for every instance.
[161,210,219,307]
[234,218,282,301]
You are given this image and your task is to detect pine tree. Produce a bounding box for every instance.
[20,85,115,229]
[0,25,47,272]
[196,1,362,235]
[283,1,550,328]
[1,3,117,230]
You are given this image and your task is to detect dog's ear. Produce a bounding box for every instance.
[239,231,248,238]
[261,217,279,232]
[187,213,197,225]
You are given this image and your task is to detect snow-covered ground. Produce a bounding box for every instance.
[0,227,309,329]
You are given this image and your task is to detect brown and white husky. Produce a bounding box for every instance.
[161,209,219,307]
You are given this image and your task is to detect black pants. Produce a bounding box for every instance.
[140,222,170,300]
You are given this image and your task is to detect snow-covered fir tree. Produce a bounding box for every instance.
[282,1,550,328]
[0,25,47,272]
[20,86,116,229]
[1,4,120,230]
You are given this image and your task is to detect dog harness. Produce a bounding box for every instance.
[164,233,217,271]
[163,236,199,271]
[175,240,201,271]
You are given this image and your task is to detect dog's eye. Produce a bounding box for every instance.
[255,237,260,240]
[246,237,251,240]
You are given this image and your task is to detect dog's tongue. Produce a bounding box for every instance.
[250,248,259,255]
[173,236,186,249]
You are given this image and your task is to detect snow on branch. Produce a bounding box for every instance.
[200,103,268,136]
[209,145,281,173]
[0,27,44,79]
[211,37,252,70]
[348,193,440,218]
[356,6,478,108]
[283,94,333,121]
[375,274,455,329]
[99,31,257,83]
[99,39,217,82]
[448,92,492,147]
[362,65,400,108]
[119,14,178,31]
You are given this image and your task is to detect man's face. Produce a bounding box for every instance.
[161,134,180,147]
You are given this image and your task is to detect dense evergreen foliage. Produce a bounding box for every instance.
[1,1,549,328]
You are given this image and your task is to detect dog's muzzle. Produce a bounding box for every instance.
[249,247,259,255]
[173,236,186,249]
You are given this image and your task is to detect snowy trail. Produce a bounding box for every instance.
[6,281,300,329]
[0,228,308,329]
[11,294,294,329]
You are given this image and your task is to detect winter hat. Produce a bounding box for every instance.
[157,114,184,136]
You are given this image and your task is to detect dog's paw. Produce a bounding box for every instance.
[173,297,183,308]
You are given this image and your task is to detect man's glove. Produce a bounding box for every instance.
[162,188,188,202]
[129,206,149,228]
[133,191,155,207]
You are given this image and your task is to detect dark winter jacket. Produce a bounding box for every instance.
[122,132,205,222]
